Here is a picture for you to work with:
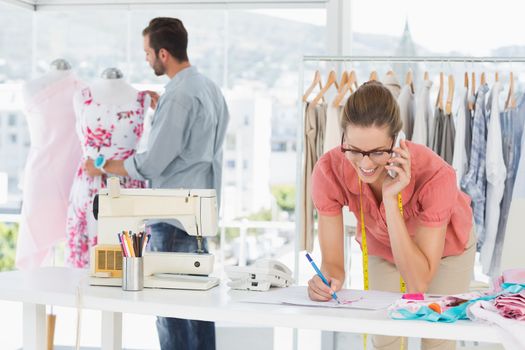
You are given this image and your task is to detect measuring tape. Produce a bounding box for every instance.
[359,179,406,349]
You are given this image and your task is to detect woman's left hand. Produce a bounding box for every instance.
[382,139,411,201]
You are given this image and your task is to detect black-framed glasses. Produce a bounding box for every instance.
[340,135,396,164]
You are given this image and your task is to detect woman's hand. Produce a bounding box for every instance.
[382,139,411,201]
[307,274,342,301]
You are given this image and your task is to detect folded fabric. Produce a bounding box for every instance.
[494,290,525,321]
[468,300,525,350]
[492,268,525,292]
[389,285,525,323]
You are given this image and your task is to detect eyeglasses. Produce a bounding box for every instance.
[340,135,395,164]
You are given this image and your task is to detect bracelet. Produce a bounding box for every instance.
[94,154,107,174]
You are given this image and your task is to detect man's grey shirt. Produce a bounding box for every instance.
[125,66,229,207]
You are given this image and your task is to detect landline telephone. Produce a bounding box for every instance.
[225,259,294,291]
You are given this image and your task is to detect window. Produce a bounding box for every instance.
[226,160,236,169]
[9,134,17,144]
[8,114,16,127]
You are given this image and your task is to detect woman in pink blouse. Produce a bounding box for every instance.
[309,81,475,350]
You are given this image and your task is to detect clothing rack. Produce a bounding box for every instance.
[293,55,525,284]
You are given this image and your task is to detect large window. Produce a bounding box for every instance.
[0,5,326,270]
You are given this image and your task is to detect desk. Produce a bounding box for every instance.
[0,267,503,349]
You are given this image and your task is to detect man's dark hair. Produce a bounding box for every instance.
[143,17,188,62]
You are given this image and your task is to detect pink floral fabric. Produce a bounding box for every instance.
[66,88,148,267]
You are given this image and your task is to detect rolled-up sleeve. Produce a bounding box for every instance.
[124,94,195,181]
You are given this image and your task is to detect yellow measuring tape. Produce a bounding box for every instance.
[359,179,406,349]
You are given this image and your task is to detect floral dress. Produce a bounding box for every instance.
[66,87,149,267]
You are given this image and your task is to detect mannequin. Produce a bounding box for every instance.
[75,67,140,108]
[16,59,85,270]
[66,68,150,268]
[23,58,73,103]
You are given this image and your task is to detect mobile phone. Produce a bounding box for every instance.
[387,131,406,178]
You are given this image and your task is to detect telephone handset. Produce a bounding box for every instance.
[225,259,294,291]
[387,131,406,178]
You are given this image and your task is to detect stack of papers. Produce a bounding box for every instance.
[238,286,401,310]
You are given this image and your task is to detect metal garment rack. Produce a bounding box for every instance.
[293,55,525,288]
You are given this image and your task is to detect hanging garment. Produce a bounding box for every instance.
[465,95,475,166]
[301,102,327,252]
[412,79,433,146]
[323,104,342,154]
[66,87,149,267]
[397,84,415,140]
[440,112,456,165]
[512,94,525,199]
[481,82,507,275]
[431,107,445,156]
[488,93,525,276]
[382,73,402,99]
[461,84,490,249]
[16,72,84,270]
[452,87,469,187]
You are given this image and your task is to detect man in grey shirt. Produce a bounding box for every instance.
[86,17,229,350]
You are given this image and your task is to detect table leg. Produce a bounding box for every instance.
[23,303,46,350]
[101,311,122,350]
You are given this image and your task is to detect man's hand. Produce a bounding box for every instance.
[146,90,160,110]
[84,158,103,177]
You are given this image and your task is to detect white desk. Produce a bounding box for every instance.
[0,267,503,349]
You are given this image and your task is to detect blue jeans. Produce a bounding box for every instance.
[148,222,216,350]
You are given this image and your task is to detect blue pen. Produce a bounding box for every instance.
[305,253,341,304]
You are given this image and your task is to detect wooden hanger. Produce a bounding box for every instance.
[464,72,469,88]
[338,71,348,94]
[369,70,378,81]
[349,70,358,92]
[332,70,358,107]
[405,69,414,93]
[469,72,476,111]
[302,70,323,102]
[505,72,516,109]
[495,71,499,83]
[446,74,455,115]
[386,70,396,77]
[481,72,486,85]
[424,71,429,81]
[310,70,337,109]
[436,72,444,110]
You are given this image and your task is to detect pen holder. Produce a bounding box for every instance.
[122,257,144,291]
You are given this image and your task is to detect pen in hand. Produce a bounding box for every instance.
[305,253,341,304]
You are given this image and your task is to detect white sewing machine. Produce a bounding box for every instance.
[88,177,220,290]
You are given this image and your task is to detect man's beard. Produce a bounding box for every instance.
[152,57,165,76]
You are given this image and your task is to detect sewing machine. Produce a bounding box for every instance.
[88,177,220,290]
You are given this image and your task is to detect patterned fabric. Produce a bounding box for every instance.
[66,87,148,267]
[461,84,489,249]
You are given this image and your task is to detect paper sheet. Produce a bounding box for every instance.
[239,286,401,310]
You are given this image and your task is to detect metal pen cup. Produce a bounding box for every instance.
[122,257,144,291]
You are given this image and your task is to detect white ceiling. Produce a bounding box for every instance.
[1,0,328,11]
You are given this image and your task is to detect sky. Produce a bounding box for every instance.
[254,0,525,56]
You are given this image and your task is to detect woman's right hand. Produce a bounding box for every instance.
[307,274,342,301]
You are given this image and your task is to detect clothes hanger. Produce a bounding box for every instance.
[405,69,414,93]
[505,72,516,109]
[332,69,357,107]
[310,70,337,109]
[369,70,378,81]
[469,71,476,111]
[302,70,323,102]
[338,71,348,94]
[446,74,455,115]
[436,71,444,110]
[495,71,499,83]
[424,71,429,81]
[481,71,486,85]
[464,72,469,89]
[349,70,358,91]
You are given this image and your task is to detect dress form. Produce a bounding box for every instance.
[23,59,73,104]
